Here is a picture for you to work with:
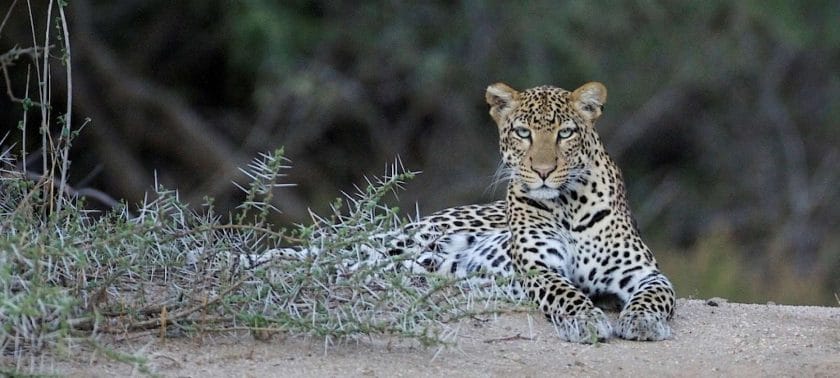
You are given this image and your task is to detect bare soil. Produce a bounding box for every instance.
[8,299,840,377]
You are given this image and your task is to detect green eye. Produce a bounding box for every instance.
[558,128,576,139]
[514,127,531,139]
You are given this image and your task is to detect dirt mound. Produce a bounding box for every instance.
[11,299,840,376]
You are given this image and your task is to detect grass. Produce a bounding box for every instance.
[0,3,517,374]
[0,144,519,373]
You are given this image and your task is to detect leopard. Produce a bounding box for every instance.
[392,81,674,342]
[252,81,675,343]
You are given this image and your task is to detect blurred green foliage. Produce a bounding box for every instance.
[1,0,838,304]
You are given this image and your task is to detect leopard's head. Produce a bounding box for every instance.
[486,82,607,200]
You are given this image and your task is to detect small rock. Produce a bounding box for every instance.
[706,297,728,307]
[766,301,776,305]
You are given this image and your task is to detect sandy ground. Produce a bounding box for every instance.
[8,299,840,377]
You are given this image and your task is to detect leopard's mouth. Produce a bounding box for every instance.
[514,171,563,200]
[525,184,560,200]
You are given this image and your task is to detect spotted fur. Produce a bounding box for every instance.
[401,82,675,342]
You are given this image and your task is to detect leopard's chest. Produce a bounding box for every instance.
[517,229,573,275]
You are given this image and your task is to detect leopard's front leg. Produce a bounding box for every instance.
[506,191,612,343]
[520,270,612,343]
[615,270,675,341]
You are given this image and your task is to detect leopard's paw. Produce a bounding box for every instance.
[550,307,613,343]
[615,310,671,341]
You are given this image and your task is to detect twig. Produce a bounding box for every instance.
[113,328,157,342]
[24,170,124,209]
[0,46,48,105]
[484,333,534,343]
[56,2,73,215]
[70,277,249,332]
[0,0,18,37]
[98,302,183,318]
[31,0,52,191]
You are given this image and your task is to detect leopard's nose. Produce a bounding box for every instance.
[532,164,556,180]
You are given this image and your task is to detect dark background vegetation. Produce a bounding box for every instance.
[2,1,838,304]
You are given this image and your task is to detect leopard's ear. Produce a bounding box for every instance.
[486,83,520,124]
[571,82,607,122]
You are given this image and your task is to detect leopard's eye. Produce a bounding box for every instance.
[514,127,531,139]
[558,128,576,139]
